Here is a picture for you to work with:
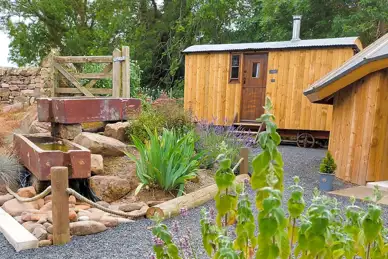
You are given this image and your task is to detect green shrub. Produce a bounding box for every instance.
[126,101,194,143]
[149,97,388,259]
[126,128,200,196]
[319,151,337,174]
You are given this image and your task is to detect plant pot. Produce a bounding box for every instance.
[319,173,335,191]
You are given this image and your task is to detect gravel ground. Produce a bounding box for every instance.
[1,145,388,259]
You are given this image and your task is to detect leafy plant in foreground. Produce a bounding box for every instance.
[126,128,200,196]
[149,97,388,259]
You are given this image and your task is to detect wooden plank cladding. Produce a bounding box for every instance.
[184,47,355,130]
[329,69,388,185]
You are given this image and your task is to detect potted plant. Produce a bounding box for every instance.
[319,151,337,191]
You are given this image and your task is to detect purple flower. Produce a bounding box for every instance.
[150,254,156,259]
[153,236,164,246]
[180,207,188,217]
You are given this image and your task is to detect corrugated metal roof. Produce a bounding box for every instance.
[304,33,388,97]
[183,37,359,53]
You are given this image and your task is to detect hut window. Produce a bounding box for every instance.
[230,54,240,81]
[252,62,260,78]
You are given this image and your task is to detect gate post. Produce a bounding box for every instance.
[51,166,70,245]
[121,46,130,98]
[112,48,122,97]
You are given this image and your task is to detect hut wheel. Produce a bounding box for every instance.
[297,133,315,148]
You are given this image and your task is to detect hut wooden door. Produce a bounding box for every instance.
[240,54,268,121]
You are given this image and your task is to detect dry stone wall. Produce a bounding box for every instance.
[0,64,52,106]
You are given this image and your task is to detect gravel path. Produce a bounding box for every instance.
[1,146,388,259]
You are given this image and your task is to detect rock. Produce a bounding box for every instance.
[22,222,43,233]
[44,195,52,203]
[46,225,53,234]
[69,195,76,204]
[118,202,147,212]
[21,210,48,222]
[21,89,35,96]
[2,102,24,113]
[73,132,127,156]
[39,201,52,212]
[1,83,10,88]
[77,210,92,218]
[51,123,82,140]
[14,216,23,224]
[29,120,51,134]
[117,218,135,224]
[96,201,110,208]
[99,216,119,227]
[32,226,47,241]
[78,215,90,221]
[43,222,52,230]
[91,154,104,175]
[0,194,14,206]
[2,198,41,216]
[87,208,106,221]
[47,234,53,241]
[69,221,107,236]
[74,204,91,211]
[89,176,131,202]
[17,186,36,198]
[147,200,166,207]
[126,205,149,218]
[104,122,130,142]
[69,210,78,222]
[38,240,52,247]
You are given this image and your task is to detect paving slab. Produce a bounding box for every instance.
[367,181,388,192]
[0,208,38,252]
[330,186,388,205]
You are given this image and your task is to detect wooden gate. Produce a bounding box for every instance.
[240,53,268,121]
[51,46,130,98]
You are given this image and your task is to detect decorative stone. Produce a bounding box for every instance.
[69,210,78,222]
[117,218,135,224]
[0,194,14,206]
[69,221,107,236]
[38,240,52,247]
[74,204,91,211]
[73,132,127,156]
[17,186,37,198]
[89,176,131,202]
[118,202,147,212]
[52,123,82,140]
[91,154,104,175]
[69,195,76,204]
[126,205,149,218]
[99,215,118,227]
[2,102,24,113]
[1,83,10,88]
[21,89,35,96]
[96,201,110,208]
[39,201,52,212]
[87,208,106,221]
[78,215,90,221]
[32,226,47,241]
[22,222,43,233]
[104,122,130,141]
[2,198,41,216]
[29,121,51,134]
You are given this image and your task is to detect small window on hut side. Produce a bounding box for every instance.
[230,54,240,82]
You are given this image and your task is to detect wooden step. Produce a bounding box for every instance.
[233,122,262,127]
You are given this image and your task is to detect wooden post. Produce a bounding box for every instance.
[51,166,70,245]
[112,48,122,97]
[121,46,130,98]
[240,147,249,175]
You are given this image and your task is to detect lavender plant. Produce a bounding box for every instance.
[150,97,388,259]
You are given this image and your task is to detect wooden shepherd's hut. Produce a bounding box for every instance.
[304,33,388,185]
[183,16,363,145]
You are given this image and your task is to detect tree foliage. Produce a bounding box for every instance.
[1,0,387,95]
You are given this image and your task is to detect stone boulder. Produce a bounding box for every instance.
[73,132,127,156]
[22,222,43,233]
[104,122,130,142]
[53,123,82,140]
[32,226,48,241]
[118,202,147,212]
[99,215,119,227]
[2,198,43,216]
[0,194,14,206]
[89,176,131,202]
[17,186,36,198]
[91,154,104,175]
[70,221,107,236]
[29,121,51,134]
[38,240,52,247]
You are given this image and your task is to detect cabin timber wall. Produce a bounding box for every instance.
[329,69,388,185]
[184,47,355,130]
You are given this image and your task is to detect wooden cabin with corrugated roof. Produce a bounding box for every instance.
[304,33,388,185]
[183,16,362,147]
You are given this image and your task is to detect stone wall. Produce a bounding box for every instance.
[0,63,52,106]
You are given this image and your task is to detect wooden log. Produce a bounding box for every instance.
[85,63,113,88]
[240,147,249,175]
[146,174,250,219]
[55,88,112,95]
[54,56,112,63]
[112,49,122,97]
[121,46,130,98]
[51,166,70,245]
[74,72,112,79]
[53,63,93,97]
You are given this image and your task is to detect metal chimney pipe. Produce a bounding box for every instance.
[291,15,302,41]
